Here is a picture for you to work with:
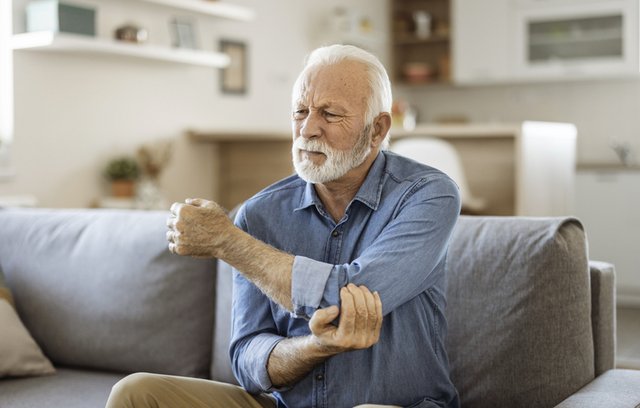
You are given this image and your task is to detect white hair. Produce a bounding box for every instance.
[292,44,393,149]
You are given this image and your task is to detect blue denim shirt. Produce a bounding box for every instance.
[230,151,461,408]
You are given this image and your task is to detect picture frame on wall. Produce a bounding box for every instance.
[169,18,198,49]
[220,39,247,95]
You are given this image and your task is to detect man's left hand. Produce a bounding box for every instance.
[166,198,233,258]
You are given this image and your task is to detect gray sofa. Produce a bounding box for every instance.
[0,208,638,408]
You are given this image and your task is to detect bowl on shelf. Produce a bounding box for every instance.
[402,62,435,83]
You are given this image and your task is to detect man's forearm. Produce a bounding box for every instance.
[220,227,295,311]
[267,335,338,388]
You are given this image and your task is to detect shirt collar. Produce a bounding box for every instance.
[294,151,386,212]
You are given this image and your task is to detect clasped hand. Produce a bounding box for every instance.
[308,284,383,354]
[166,198,232,258]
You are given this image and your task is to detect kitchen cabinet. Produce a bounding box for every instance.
[512,0,639,81]
[575,167,640,306]
[453,0,512,84]
[451,0,639,84]
[390,0,452,85]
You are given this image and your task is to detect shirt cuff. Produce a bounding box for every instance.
[244,333,285,392]
[291,256,340,319]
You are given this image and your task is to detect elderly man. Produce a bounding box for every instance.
[106,44,460,408]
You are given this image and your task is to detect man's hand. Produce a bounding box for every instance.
[266,284,383,387]
[308,284,383,354]
[166,198,233,258]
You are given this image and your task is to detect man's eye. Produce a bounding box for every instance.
[293,110,308,119]
[324,112,342,121]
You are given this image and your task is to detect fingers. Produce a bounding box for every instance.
[335,284,383,349]
[338,286,356,337]
[308,285,383,354]
[170,202,183,216]
[185,197,219,210]
[185,197,202,206]
[347,284,368,335]
[165,198,229,258]
[309,306,339,335]
[373,291,383,343]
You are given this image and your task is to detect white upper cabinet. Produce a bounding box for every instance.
[453,0,513,84]
[512,0,638,81]
[452,0,639,84]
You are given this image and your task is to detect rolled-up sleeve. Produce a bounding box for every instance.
[291,256,336,319]
[230,331,283,393]
[290,176,461,319]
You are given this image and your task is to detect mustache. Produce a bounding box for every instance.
[292,138,331,155]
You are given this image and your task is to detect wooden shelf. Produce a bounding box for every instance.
[394,34,450,46]
[391,123,521,139]
[136,0,255,21]
[188,130,290,143]
[12,31,230,68]
[391,0,452,85]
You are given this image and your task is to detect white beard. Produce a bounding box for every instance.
[292,127,372,184]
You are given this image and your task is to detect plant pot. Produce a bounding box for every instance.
[111,180,135,198]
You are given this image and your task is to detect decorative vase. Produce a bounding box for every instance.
[111,180,135,198]
[136,178,166,210]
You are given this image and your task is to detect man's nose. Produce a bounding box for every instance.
[299,111,322,139]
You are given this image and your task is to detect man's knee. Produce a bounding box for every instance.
[108,372,163,407]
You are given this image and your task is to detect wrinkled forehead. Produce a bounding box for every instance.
[292,60,370,107]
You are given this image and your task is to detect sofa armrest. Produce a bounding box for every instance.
[554,369,640,407]
[589,261,616,375]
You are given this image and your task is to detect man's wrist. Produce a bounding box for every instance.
[304,334,343,359]
[215,224,244,260]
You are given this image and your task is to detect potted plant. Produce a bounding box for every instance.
[104,157,140,198]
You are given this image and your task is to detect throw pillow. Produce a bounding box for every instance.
[0,270,55,378]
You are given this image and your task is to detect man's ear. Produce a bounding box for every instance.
[371,113,392,148]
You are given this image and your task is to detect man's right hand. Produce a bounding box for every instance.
[308,284,383,355]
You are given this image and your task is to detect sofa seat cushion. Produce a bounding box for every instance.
[446,216,594,408]
[0,209,216,378]
[0,367,125,408]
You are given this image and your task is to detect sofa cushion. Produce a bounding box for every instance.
[0,299,55,378]
[445,216,594,408]
[0,367,125,408]
[0,208,216,378]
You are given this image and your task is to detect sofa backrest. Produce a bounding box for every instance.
[0,208,216,378]
[445,216,594,408]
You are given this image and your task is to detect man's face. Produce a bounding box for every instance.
[291,60,374,184]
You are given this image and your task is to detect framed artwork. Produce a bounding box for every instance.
[170,18,198,49]
[220,39,247,95]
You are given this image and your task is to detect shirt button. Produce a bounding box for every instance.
[315,374,324,381]
[332,231,339,237]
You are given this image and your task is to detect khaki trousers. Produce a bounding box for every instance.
[105,373,276,408]
[105,372,401,408]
